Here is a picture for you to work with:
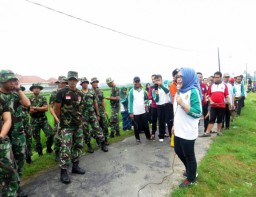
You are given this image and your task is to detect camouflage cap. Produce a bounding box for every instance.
[90,77,99,84]
[20,86,25,91]
[29,83,44,91]
[55,76,68,84]
[0,69,18,83]
[80,77,89,85]
[67,71,79,80]
[106,77,114,84]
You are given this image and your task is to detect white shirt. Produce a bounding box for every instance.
[131,89,146,115]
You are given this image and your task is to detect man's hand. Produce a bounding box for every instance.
[105,97,110,100]
[30,107,35,113]
[129,114,134,119]
[154,90,158,95]
[13,80,21,91]
[55,117,60,124]
[176,95,183,106]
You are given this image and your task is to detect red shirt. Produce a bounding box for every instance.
[200,82,207,106]
[148,87,157,108]
[208,83,229,108]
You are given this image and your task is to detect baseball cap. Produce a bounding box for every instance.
[133,76,140,82]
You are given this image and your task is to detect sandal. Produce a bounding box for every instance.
[199,132,211,137]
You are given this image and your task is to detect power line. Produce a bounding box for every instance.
[24,0,204,52]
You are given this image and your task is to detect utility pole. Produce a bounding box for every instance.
[217,48,221,72]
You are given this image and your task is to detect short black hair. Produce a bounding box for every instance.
[214,71,222,78]
[151,74,157,78]
[154,74,162,80]
[172,68,179,77]
[197,72,203,75]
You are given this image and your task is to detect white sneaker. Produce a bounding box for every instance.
[159,139,164,142]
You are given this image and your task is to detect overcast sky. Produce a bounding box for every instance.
[0,0,256,84]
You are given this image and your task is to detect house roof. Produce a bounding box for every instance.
[18,76,48,83]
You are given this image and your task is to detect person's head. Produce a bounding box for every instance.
[197,72,203,83]
[55,76,68,89]
[214,72,222,84]
[0,70,18,92]
[154,75,163,85]
[121,87,127,94]
[146,83,151,89]
[223,73,230,83]
[106,77,114,87]
[240,74,244,79]
[236,75,242,84]
[67,71,79,89]
[172,68,179,82]
[203,78,208,85]
[133,76,141,89]
[229,78,235,85]
[177,68,201,95]
[30,83,43,95]
[80,77,89,89]
[90,77,99,89]
[151,74,156,84]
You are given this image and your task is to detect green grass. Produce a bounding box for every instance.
[22,89,133,181]
[172,94,256,197]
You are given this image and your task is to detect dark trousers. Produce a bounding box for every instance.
[222,104,230,129]
[202,104,209,132]
[133,113,151,140]
[235,98,243,116]
[174,136,197,182]
[151,107,158,135]
[157,103,174,139]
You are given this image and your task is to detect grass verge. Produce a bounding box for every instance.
[171,94,256,197]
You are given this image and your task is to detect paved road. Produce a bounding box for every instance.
[23,121,215,197]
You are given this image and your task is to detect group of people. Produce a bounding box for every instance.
[0,70,121,196]
[0,68,247,196]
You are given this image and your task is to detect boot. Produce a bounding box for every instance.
[26,155,32,164]
[47,146,53,153]
[110,132,115,138]
[72,161,85,174]
[47,136,54,153]
[87,143,94,153]
[55,152,60,162]
[17,187,28,197]
[101,141,108,152]
[105,137,109,146]
[38,148,43,157]
[60,168,71,184]
[116,131,121,136]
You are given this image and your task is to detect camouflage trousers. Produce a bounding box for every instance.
[0,137,19,197]
[110,107,120,135]
[10,127,26,178]
[99,108,109,138]
[31,117,54,153]
[83,113,105,145]
[53,121,61,155]
[59,127,84,169]
[23,117,32,158]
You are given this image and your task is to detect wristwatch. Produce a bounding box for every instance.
[33,106,37,110]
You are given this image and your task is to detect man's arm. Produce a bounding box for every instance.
[0,112,12,138]
[18,90,31,107]
[50,103,60,123]
[55,103,61,119]
[93,99,100,117]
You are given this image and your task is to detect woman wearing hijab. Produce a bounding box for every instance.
[172,67,202,187]
[120,87,132,131]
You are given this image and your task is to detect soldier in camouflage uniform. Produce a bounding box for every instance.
[91,77,109,145]
[55,71,85,184]
[0,70,31,196]
[80,77,108,153]
[49,76,68,161]
[0,93,19,197]
[21,86,33,164]
[106,77,120,138]
[29,83,54,156]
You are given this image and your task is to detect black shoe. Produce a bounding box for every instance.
[17,187,28,197]
[60,169,71,184]
[87,143,94,154]
[55,153,60,162]
[101,141,108,152]
[110,133,115,138]
[72,162,85,174]
[26,156,32,164]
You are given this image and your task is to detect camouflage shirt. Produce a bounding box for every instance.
[55,87,83,128]
[0,91,23,123]
[29,94,47,119]
[49,90,57,105]
[110,86,120,108]
[0,93,10,130]
[81,89,96,115]
[93,88,104,107]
